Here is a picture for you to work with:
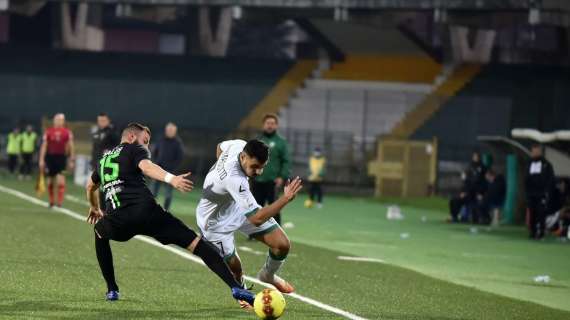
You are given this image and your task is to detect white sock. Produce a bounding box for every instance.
[262,252,287,276]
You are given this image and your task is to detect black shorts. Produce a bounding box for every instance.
[94,201,197,248]
[45,154,67,177]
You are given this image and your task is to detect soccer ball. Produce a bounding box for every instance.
[304,199,313,208]
[253,288,286,319]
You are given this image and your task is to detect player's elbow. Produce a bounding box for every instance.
[86,178,98,192]
[216,144,222,158]
[247,215,265,227]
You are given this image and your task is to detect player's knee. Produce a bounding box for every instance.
[274,237,290,254]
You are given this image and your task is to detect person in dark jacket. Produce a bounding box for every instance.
[465,152,487,223]
[151,122,184,211]
[448,171,469,223]
[525,144,555,240]
[91,113,120,168]
[482,169,506,226]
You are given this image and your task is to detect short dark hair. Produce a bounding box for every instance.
[530,143,543,150]
[262,113,279,124]
[122,122,151,137]
[244,139,269,163]
[486,168,496,176]
[98,112,109,118]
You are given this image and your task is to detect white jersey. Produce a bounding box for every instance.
[196,140,261,235]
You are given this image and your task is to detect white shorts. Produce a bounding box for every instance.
[200,217,279,261]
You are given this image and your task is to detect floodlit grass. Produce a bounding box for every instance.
[0,176,569,319]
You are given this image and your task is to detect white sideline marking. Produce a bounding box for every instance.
[1,185,368,320]
[238,246,265,256]
[338,256,386,264]
[65,194,87,205]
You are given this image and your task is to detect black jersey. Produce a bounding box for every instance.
[91,143,154,212]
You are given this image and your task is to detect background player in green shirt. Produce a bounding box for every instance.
[252,113,291,225]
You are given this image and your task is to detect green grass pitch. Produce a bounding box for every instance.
[0,176,569,319]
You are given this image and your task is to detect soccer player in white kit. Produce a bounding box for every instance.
[196,139,302,294]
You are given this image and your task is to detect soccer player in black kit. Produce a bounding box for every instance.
[86,123,254,304]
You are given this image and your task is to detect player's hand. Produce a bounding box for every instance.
[274,177,284,188]
[87,207,104,225]
[68,160,75,171]
[283,176,302,202]
[170,172,194,193]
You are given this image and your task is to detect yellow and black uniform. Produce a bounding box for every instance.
[308,154,326,204]
[20,131,37,176]
[6,131,22,174]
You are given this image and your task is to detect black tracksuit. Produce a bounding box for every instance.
[480,174,506,223]
[91,125,120,168]
[466,161,487,223]
[151,136,184,211]
[525,157,555,239]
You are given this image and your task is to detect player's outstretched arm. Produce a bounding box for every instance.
[138,159,194,193]
[247,177,303,226]
[216,143,222,159]
[86,176,103,224]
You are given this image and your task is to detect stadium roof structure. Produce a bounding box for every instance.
[477,135,530,158]
[512,129,570,143]
[47,0,570,12]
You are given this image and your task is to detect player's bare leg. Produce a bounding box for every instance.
[227,254,244,285]
[186,236,255,306]
[255,227,294,293]
[93,230,120,301]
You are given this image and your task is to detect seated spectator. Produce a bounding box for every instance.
[481,169,506,226]
[548,179,568,217]
[547,179,570,238]
[450,152,488,224]
[558,208,570,240]
[448,171,469,223]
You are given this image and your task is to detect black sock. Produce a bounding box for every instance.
[95,234,119,292]
[193,239,241,289]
